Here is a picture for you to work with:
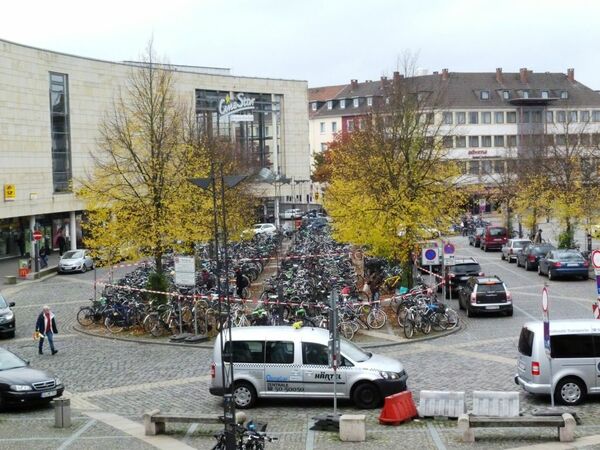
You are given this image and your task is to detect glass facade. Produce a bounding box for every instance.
[49,73,72,192]
[195,90,281,171]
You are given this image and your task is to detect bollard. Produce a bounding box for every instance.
[53,398,71,428]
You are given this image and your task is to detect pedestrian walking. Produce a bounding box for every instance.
[35,305,58,355]
[234,267,249,299]
[534,228,543,244]
[39,246,48,268]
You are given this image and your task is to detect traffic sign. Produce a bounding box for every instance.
[421,247,439,265]
[593,250,600,269]
[33,230,42,241]
[443,243,455,255]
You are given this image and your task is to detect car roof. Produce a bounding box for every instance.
[216,325,328,345]
[523,319,600,335]
[453,257,479,265]
[474,276,502,284]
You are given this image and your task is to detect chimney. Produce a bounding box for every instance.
[519,67,528,84]
[567,68,575,82]
[351,79,358,89]
[441,68,449,81]
[496,67,503,84]
[433,71,439,75]
[393,71,400,83]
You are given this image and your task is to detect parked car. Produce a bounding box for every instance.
[0,293,16,339]
[443,257,482,297]
[501,239,532,263]
[516,243,556,271]
[515,319,600,405]
[480,226,508,252]
[468,227,485,247]
[242,223,277,238]
[209,326,407,409]
[457,275,512,317]
[280,209,302,220]
[0,348,64,407]
[58,249,94,274]
[537,249,589,280]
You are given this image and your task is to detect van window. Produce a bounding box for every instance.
[488,227,506,237]
[518,327,534,357]
[551,334,594,358]
[224,341,264,363]
[302,342,329,365]
[265,341,294,364]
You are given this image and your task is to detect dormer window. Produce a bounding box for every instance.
[561,90,569,99]
[480,90,490,100]
[367,97,373,106]
[353,98,359,108]
[522,90,529,99]
[340,99,346,109]
[541,91,549,99]
[311,102,317,111]
[503,90,510,100]
[327,100,332,110]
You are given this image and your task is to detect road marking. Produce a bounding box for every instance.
[57,419,97,450]
[184,423,198,440]
[76,375,211,399]
[63,390,101,410]
[84,411,197,450]
[426,422,447,450]
[305,417,315,450]
[513,304,538,321]
[359,329,406,343]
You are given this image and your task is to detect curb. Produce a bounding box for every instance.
[73,320,463,350]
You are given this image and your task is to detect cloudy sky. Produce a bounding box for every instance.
[2,0,600,88]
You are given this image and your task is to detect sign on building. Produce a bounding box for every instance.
[4,184,15,202]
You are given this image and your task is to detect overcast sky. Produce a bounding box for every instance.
[2,0,600,88]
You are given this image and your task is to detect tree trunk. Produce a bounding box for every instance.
[154,253,162,274]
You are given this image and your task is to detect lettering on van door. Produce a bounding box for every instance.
[265,374,304,393]
[314,372,343,381]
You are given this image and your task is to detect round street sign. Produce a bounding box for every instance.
[592,250,600,269]
[542,287,549,312]
[424,249,437,261]
[443,243,455,255]
[33,230,42,241]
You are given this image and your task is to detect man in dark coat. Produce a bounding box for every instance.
[235,267,249,298]
[35,305,58,355]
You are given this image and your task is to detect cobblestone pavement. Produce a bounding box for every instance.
[2,236,600,449]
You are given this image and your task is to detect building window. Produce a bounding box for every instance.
[49,72,72,193]
[532,110,542,123]
[359,119,366,129]
[507,135,517,147]
[593,111,600,122]
[481,136,492,147]
[327,100,332,110]
[320,143,328,152]
[425,112,434,124]
[456,112,466,124]
[353,98,359,108]
[506,111,517,123]
[541,91,549,99]
[331,122,337,133]
[385,96,390,105]
[469,136,479,147]
[367,97,373,107]
[494,160,505,174]
[443,112,453,124]
[581,134,591,146]
[569,111,578,122]
[469,160,480,175]
[561,90,569,99]
[320,122,325,133]
[469,112,479,124]
[347,120,354,131]
[311,102,317,111]
[544,134,554,146]
[455,136,466,147]
[546,111,554,123]
[442,136,453,148]
[494,112,504,124]
[556,134,566,146]
[482,112,491,124]
[557,111,566,123]
[494,135,505,147]
[503,90,510,100]
[340,99,345,109]
[480,90,490,100]
[522,111,531,123]
[581,111,590,122]
[522,90,529,99]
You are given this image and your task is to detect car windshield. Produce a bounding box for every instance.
[0,350,27,371]
[489,227,506,237]
[533,245,554,255]
[63,251,83,259]
[340,337,371,362]
[513,240,530,248]
[556,252,583,261]
[0,295,6,309]
[452,264,480,274]
[477,283,504,293]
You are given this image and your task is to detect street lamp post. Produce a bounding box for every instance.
[190,165,247,450]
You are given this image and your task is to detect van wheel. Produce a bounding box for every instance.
[352,382,381,409]
[556,377,586,406]
[233,381,257,409]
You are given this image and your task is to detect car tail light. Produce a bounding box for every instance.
[528,255,536,262]
[470,293,477,304]
[479,272,485,276]
[532,361,540,376]
[449,273,455,278]
[210,362,216,378]
[509,248,513,254]
[506,291,512,303]
[553,262,562,268]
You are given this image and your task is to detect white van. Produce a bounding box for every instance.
[515,319,600,405]
[209,326,408,409]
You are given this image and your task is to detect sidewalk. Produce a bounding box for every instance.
[0,252,61,285]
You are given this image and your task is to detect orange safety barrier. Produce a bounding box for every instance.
[379,391,418,425]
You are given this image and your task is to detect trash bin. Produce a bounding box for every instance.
[18,259,30,278]
[52,398,71,428]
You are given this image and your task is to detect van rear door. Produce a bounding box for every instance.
[517,326,535,383]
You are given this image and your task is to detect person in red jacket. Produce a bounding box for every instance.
[35,305,58,355]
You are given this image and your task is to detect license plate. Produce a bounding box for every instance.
[494,239,502,242]
[518,361,526,371]
[567,263,579,267]
[486,306,500,310]
[41,390,57,398]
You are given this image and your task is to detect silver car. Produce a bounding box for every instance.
[501,239,531,263]
[209,326,408,409]
[58,250,94,273]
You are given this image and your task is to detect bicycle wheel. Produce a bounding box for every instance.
[421,317,432,335]
[144,313,165,337]
[431,312,449,331]
[76,307,94,327]
[396,304,408,328]
[339,322,355,340]
[367,308,387,329]
[105,313,124,333]
[403,312,415,339]
[445,308,459,329]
